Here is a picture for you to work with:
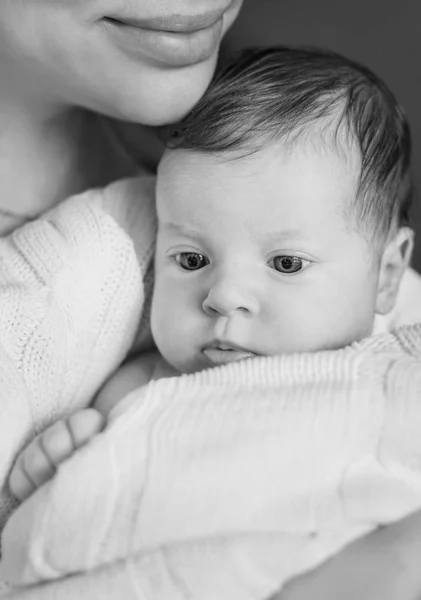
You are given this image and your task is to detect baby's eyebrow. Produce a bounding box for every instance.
[163,222,306,244]
[163,222,204,238]
[262,229,304,243]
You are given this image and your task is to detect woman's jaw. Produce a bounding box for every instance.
[0,0,243,126]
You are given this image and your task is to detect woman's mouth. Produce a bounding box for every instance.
[101,8,226,67]
[107,8,227,33]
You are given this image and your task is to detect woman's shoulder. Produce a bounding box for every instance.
[101,174,157,213]
[98,175,157,256]
[59,173,156,233]
[50,175,158,267]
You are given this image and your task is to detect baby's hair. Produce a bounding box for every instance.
[168,46,413,242]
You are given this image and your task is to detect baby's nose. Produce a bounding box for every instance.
[202,279,259,318]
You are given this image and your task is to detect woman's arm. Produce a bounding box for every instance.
[5,509,421,600]
[274,509,421,600]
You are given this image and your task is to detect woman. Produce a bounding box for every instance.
[0,2,420,599]
[0,0,242,232]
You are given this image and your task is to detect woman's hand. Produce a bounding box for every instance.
[271,509,421,600]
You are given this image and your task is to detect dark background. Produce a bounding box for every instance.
[223,0,421,271]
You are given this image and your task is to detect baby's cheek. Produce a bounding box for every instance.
[151,288,186,355]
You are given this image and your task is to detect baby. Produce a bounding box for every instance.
[9,46,414,501]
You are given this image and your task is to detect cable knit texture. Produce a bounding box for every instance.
[2,324,421,599]
[0,176,156,536]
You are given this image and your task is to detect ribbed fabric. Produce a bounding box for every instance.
[2,325,421,600]
[0,170,421,598]
[0,176,156,535]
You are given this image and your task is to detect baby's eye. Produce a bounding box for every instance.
[269,255,309,274]
[175,252,209,271]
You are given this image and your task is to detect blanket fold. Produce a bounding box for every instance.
[2,325,421,599]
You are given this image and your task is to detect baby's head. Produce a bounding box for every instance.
[151,46,414,373]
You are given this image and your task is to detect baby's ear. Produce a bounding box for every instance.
[375,227,414,315]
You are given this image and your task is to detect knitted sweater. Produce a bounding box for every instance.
[2,325,421,600]
[0,177,156,532]
[1,175,421,599]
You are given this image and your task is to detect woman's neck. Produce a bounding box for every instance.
[0,104,73,216]
[0,98,143,227]
[3,94,159,233]
[0,46,166,234]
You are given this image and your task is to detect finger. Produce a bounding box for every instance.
[66,409,105,448]
[21,437,56,489]
[40,419,79,468]
[9,456,37,502]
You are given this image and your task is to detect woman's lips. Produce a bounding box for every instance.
[106,7,228,33]
[101,14,224,67]
[202,348,256,366]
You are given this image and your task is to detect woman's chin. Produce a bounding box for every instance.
[102,54,219,126]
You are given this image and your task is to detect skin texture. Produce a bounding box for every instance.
[0,0,243,124]
[0,0,243,228]
[152,141,411,373]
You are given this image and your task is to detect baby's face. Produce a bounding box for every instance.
[152,141,382,373]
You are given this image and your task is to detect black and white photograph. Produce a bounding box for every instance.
[0,1,420,598]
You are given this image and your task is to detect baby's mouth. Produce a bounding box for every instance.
[202,341,257,366]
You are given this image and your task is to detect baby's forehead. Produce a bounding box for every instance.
[156,142,367,255]
[160,127,361,180]
[158,140,361,218]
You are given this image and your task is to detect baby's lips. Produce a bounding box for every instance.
[202,347,256,366]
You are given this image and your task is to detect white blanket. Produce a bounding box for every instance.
[1,175,421,598]
[2,325,421,599]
